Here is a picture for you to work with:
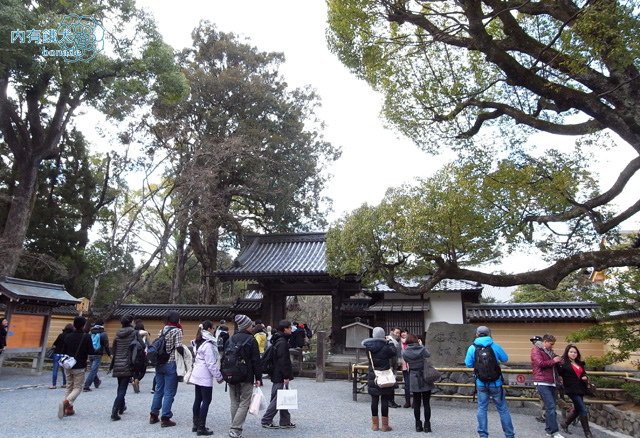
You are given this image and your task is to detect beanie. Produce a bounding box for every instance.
[235,314,253,332]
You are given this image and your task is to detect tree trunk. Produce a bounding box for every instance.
[170,219,189,304]
[0,161,39,275]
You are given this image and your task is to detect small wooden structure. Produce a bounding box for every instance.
[0,276,79,372]
[342,319,372,365]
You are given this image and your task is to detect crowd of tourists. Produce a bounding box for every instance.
[362,325,595,438]
[53,312,304,438]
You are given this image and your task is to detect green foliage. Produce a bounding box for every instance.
[621,382,640,403]
[584,356,614,372]
[589,376,623,388]
[512,271,594,303]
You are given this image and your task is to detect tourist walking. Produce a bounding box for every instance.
[84,319,111,392]
[190,320,223,436]
[131,320,149,393]
[109,315,136,421]
[149,310,183,427]
[531,333,564,438]
[50,324,73,389]
[225,314,262,438]
[363,326,397,432]
[58,316,93,419]
[402,333,434,433]
[261,319,296,430]
[465,325,515,438]
[558,344,593,438]
[253,323,268,356]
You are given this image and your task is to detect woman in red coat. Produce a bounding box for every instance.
[557,344,593,438]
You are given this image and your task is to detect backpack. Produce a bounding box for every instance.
[220,336,252,384]
[260,343,275,377]
[473,344,502,384]
[129,332,147,371]
[147,327,176,367]
[217,330,229,353]
[91,332,102,353]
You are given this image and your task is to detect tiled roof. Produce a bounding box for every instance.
[216,233,327,280]
[112,304,233,321]
[367,300,430,312]
[465,302,598,322]
[52,305,81,315]
[0,276,79,305]
[340,298,373,313]
[371,277,483,293]
[230,299,262,313]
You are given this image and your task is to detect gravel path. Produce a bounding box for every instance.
[0,367,631,438]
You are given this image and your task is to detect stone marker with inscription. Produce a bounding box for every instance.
[424,322,477,367]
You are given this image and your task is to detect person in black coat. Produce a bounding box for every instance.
[363,326,397,432]
[0,318,7,354]
[261,319,295,429]
[402,333,434,433]
[58,316,93,419]
[50,324,74,389]
[109,315,136,421]
[558,344,593,438]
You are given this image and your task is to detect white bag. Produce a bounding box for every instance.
[249,386,268,416]
[276,385,298,410]
[59,354,76,370]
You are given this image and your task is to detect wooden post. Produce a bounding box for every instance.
[315,330,326,382]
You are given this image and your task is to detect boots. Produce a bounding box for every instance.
[161,416,176,427]
[580,416,593,438]
[111,406,121,421]
[561,409,578,434]
[415,419,423,432]
[149,412,160,424]
[196,417,214,436]
[118,404,127,415]
[192,416,200,432]
[381,416,392,432]
[371,416,379,431]
[423,421,432,433]
[64,401,75,416]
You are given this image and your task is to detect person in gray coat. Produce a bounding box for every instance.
[401,333,434,433]
[109,315,136,421]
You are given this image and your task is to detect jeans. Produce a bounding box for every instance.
[112,376,129,413]
[568,393,588,417]
[476,385,515,438]
[536,384,559,434]
[84,355,101,388]
[151,361,178,418]
[262,382,292,426]
[52,353,66,386]
[193,385,213,422]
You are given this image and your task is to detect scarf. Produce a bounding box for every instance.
[167,321,183,331]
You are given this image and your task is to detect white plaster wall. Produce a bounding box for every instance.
[425,292,464,329]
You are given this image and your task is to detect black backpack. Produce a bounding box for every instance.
[473,344,502,384]
[217,330,229,353]
[147,327,176,367]
[260,344,275,377]
[129,332,147,371]
[220,336,251,384]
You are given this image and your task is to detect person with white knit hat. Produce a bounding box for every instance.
[362,326,397,432]
[226,314,262,438]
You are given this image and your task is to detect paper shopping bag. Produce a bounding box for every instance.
[276,387,298,410]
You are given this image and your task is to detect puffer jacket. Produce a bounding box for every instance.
[531,344,558,384]
[270,331,292,384]
[402,343,434,393]
[362,337,397,396]
[190,340,222,387]
[111,326,136,378]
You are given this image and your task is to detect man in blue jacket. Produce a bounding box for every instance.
[464,326,515,438]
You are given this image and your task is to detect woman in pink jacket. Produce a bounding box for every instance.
[190,320,223,436]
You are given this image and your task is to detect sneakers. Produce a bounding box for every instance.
[160,416,176,427]
[262,423,280,429]
[389,401,401,408]
[83,387,92,392]
[546,433,565,438]
[132,379,140,393]
[49,385,57,389]
[94,377,101,388]
[61,384,67,388]
[57,400,65,419]
[280,423,296,429]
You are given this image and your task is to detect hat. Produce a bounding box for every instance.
[235,314,253,332]
[530,335,542,344]
[476,326,491,336]
[219,319,226,325]
[372,327,386,339]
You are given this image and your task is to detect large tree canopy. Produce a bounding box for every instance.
[326,0,640,292]
[0,0,188,275]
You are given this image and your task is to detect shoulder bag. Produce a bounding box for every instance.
[368,351,396,388]
[422,357,442,384]
[59,334,85,370]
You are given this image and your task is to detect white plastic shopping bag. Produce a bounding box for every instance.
[276,384,298,410]
[249,386,268,416]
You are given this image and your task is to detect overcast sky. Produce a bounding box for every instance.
[107,1,639,301]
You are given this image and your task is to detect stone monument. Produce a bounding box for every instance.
[424,321,477,367]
